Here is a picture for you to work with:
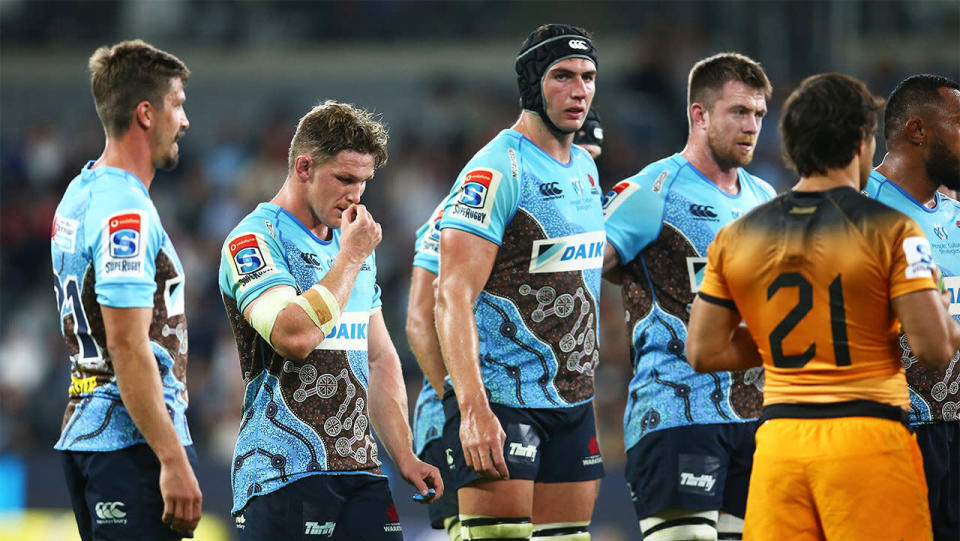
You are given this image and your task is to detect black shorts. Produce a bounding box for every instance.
[236,474,402,540]
[419,438,460,529]
[914,422,959,540]
[625,422,757,519]
[442,394,604,490]
[61,443,199,541]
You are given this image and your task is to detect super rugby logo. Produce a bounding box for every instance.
[225,232,279,287]
[229,234,266,274]
[102,210,147,277]
[109,213,141,258]
[450,168,502,227]
[601,180,640,216]
[459,169,495,208]
[529,230,605,274]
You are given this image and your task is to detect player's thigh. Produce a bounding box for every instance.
[79,444,197,541]
[459,478,535,518]
[335,476,403,541]
[743,421,821,541]
[532,480,600,523]
[811,418,931,541]
[914,421,960,539]
[420,439,460,529]
[625,424,740,522]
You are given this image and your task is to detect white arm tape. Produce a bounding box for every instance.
[248,285,297,347]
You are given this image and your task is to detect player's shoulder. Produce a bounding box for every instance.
[738,168,777,199]
[222,204,280,251]
[615,154,682,196]
[87,167,154,214]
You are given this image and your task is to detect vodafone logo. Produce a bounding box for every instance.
[568,39,590,50]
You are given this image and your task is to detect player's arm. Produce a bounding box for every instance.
[406,266,447,394]
[893,288,960,371]
[435,228,509,479]
[102,306,202,533]
[602,241,623,284]
[367,310,443,501]
[686,295,763,373]
[242,204,380,360]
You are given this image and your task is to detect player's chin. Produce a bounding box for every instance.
[156,151,180,171]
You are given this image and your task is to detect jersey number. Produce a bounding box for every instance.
[53,271,101,363]
[767,272,851,368]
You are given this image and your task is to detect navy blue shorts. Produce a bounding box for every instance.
[914,422,959,541]
[625,422,756,519]
[61,443,199,541]
[442,395,604,489]
[419,438,459,528]
[235,474,402,540]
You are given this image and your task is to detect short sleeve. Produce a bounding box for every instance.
[888,218,937,299]
[439,148,520,246]
[697,225,737,310]
[412,201,443,275]
[219,225,296,312]
[91,192,160,309]
[603,172,670,264]
[369,252,382,311]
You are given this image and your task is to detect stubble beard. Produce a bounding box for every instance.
[925,138,960,191]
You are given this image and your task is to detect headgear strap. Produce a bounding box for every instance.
[516,25,598,134]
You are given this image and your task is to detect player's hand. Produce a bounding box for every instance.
[158,457,202,533]
[395,452,444,503]
[460,404,509,480]
[340,204,382,264]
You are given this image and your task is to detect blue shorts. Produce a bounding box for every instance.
[235,474,402,540]
[442,394,604,489]
[625,422,756,519]
[914,422,959,540]
[419,438,459,528]
[61,443,199,541]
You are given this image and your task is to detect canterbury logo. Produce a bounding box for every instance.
[568,39,590,50]
[95,501,126,520]
[689,204,718,218]
[539,182,563,197]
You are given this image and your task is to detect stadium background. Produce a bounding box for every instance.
[0,1,956,539]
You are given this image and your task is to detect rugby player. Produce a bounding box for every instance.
[687,72,960,539]
[218,101,441,539]
[864,73,960,540]
[601,53,774,541]
[51,40,202,539]
[436,23,604,541]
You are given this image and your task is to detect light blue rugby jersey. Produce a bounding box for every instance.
[411,200,445,457]
[219,203,383,514]
[603,153,776,451]
[439,129,604,409]
[864,170,960,424]
[51,162,191,452]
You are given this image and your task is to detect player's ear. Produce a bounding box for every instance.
[134,100,152,130]
[690,102,707,129]
[904,117,925,147]
[294,154,313,181]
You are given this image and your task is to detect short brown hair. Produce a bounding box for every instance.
[687,53,771,122]
[288,100,389,171]
[88,40,190,137]
[780,73,884,177]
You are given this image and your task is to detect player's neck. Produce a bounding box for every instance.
[93,136,156,190]
[875,152,938,208]
[513,112,575,164]
[271,179,333,240]
[680,144,740,195]
[793,162,861,193]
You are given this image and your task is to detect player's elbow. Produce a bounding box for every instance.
[405,312,431,346]
[911,341,953,372]
[270,327,318,361]
[685,338,709,372]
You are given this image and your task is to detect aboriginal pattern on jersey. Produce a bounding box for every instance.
[620,218,763,445]
[866,171,960,423]
[605,155,775,451]
[219,203,382,514]
[481,208,599,405]
[52,165,190,452]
